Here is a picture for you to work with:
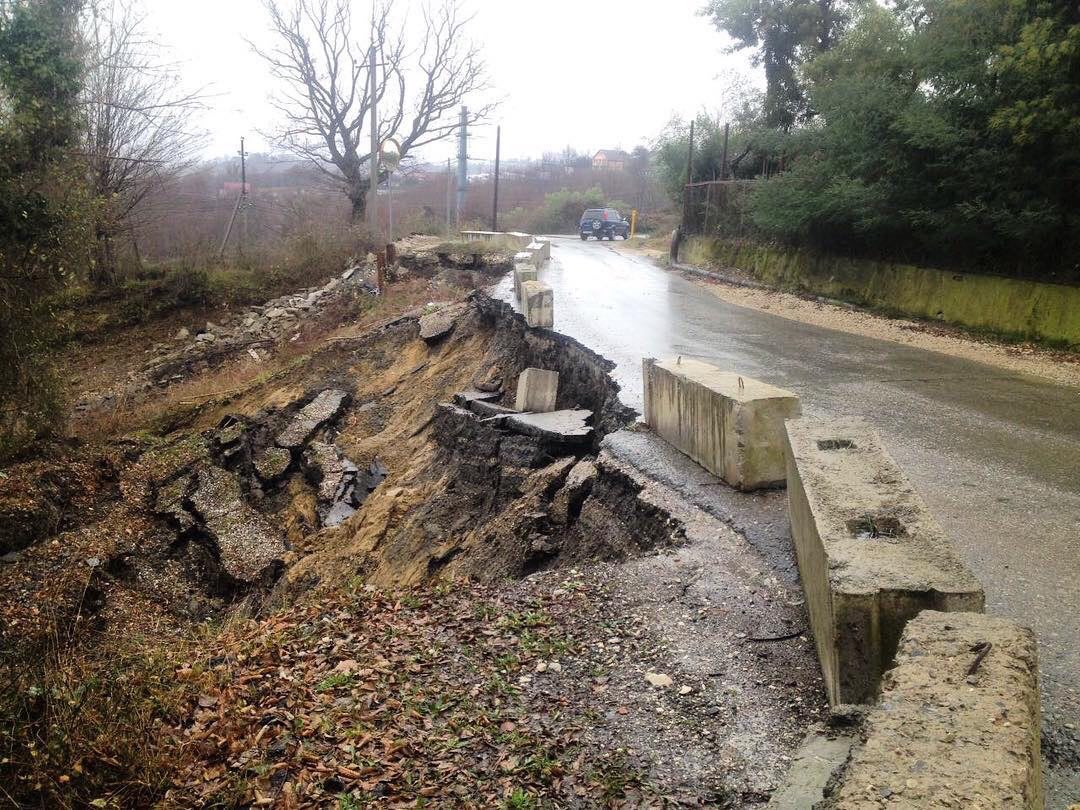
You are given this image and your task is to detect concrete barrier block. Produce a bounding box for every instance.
[506,231,533,248]
[642,357,800,490]
[521,280,553,329]
[460,230,497,242]
[526,243,546,266]
[513,265,538,305]
[784,418,985,707]
[515,368,558,413]
[527,240,550,262]
[535,237,552,260]
[828,611,1042,809]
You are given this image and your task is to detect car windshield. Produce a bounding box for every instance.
[582,209,603,219]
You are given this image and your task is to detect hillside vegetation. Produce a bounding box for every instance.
[657,0,1080,282]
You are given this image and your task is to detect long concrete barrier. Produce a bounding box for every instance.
[461,230,534,249]
[784,418,984,706]
[506,231,533,248]
[642,357,800,490]
[827,611,1042,808]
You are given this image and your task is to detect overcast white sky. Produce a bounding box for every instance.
[145,0,761,163]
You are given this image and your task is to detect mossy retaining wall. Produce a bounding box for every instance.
[681,237,1080,347]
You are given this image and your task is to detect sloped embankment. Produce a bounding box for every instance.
[1,285,827,806]
[1,291,642,646]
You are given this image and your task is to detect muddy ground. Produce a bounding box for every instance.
[0,243,831,807]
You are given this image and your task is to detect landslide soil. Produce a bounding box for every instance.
[1,249,826,808]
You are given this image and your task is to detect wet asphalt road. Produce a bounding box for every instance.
[494,235,1080,801]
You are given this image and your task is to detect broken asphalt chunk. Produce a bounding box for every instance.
[505,409,593,445]
[187,466,287,584]
[254,446,292,483]
[275,389,350,449]
[418,303,466,342]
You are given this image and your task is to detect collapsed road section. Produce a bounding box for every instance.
[2,232,1056,806]
[2,271,838,804]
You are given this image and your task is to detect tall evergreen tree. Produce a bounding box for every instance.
[0,0,87,455]
[702,0,855,129]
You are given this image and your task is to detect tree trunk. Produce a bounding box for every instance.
[92,226,117,287]
[348,175,370,223]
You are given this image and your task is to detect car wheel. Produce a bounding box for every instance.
[580,233,588,241]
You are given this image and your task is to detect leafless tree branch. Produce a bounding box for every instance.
[81,0,208,283]
[253,0,492,222]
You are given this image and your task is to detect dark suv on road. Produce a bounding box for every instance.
[579,208,629,240]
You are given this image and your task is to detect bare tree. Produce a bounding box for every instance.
[81,0,206,283]
[255,0,492,223]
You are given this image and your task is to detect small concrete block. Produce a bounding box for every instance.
[535,237,552,260]
[521,280,553,329]
[513,265,537,303]
[784,418,985,707]
[642,357,800,490]
[515,368,559,413]
[828,611,1042,809]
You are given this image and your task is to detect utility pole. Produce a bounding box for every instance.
[682,119,695,228]
[720,122,730,181]
[367,43,379,233]
[239,136,247,257]
[446,158,452,237]
[218,136,248,260]
[456,105,467,230]
[492,125,501,232]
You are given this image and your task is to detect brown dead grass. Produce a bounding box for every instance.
[67,277,473,443]
[286,326,495,591]
[0,599,209,808]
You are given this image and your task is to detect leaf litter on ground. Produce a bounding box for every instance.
[162,576,675,808]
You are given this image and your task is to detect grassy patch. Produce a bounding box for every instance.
[58,230,367,342]
[0,628,205,808]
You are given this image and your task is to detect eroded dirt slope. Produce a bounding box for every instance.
[2,258,828,807]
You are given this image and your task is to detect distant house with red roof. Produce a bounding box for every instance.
[592,149,629,171]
